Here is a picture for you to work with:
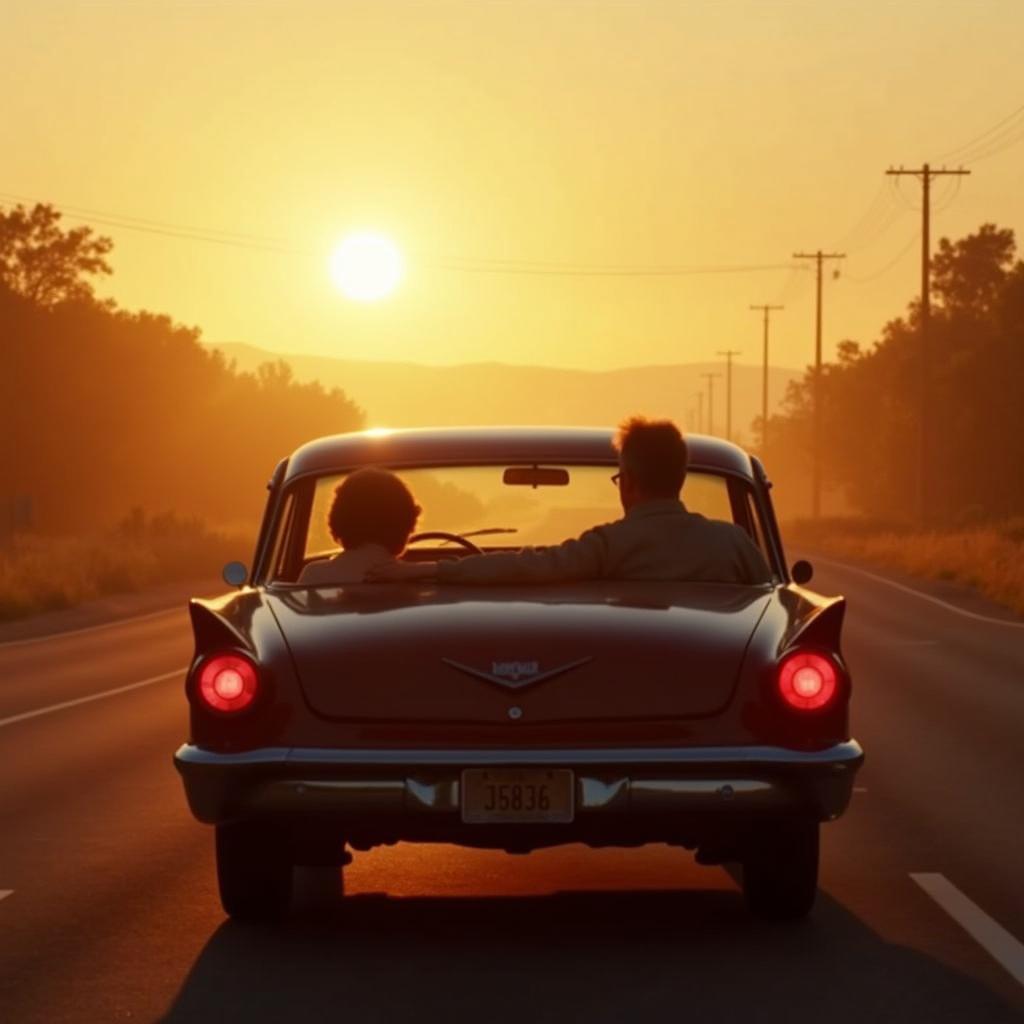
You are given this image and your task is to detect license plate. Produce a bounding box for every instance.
[461,768,574,824]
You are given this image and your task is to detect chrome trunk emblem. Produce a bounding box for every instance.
[441,656,592,690]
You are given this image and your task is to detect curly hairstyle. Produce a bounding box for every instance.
[327,467,421,555]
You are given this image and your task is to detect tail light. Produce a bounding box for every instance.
[777,651,839,711]
[196,653,259,714]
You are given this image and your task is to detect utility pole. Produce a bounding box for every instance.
[792,250,845,517]
[750,304,783,451]
[701,372,721,437]
[715,349,742,441]
[695,391,704,434]
[886,164,971,523]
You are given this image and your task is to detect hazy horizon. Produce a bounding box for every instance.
[5,1,1024,371]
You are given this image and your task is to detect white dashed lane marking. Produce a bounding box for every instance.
[0,669,186,729]
[912,873,1024,988]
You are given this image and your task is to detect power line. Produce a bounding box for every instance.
[431,260,801,277]
[0,189,803,277]
[842,232,920,284]
[932,99,1024,164]
[0,189,293,247]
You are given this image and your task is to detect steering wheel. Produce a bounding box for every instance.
[407,531,483,555]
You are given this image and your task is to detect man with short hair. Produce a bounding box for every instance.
[369,417,771,585]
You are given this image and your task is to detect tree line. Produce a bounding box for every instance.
[1,204,364,534]
[760,224,1024,525]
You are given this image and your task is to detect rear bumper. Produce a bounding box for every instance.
[174,740,864,831]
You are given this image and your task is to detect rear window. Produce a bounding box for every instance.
[303,465,737,559]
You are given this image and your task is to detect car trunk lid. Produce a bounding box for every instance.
[268,581,770,724]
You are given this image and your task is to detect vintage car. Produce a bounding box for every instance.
[174,427,863,922]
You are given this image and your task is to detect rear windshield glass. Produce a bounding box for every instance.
[303,465,735,558]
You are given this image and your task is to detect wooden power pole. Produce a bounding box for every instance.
[750,304,783,450]
[701,372,721,437]
[885,164,971,523]
[716,349,741,442]
[792,250,845,517]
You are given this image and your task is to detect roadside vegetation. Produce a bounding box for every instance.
[0,512,248,622]
[762,224,1024,526]
[763,223,1024,617]
[787,517,1024,617]
[0,203,364,620]
[1,202,364,534]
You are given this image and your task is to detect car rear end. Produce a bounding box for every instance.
[175,579,862,921]
[174,428,863,922]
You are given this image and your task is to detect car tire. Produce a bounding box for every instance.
[741,819,819,921]
[215,820,293,923]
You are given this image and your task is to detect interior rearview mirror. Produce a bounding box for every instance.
[222,561,248,587]
[503,466,570,488]
[791,559,814,585]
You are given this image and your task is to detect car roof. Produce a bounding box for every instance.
[284,427,755,482]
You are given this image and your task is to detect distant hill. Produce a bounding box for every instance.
[206,342,801,441]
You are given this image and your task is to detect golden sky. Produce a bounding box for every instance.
[5,0,1024,371]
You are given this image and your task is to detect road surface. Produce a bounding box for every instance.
[1,561,1023,1022]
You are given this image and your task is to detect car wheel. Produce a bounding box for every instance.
[741,819,819,921]
[215,820,293,923]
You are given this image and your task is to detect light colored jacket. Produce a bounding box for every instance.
[436,499,771,586]
[298,543,396,585]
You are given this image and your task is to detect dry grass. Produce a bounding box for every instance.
[0,512,248,622]
[787,517,1024,616]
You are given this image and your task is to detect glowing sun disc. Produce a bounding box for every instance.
[330,232,403,301]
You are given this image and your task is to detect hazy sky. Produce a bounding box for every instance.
[5,0,1023,371]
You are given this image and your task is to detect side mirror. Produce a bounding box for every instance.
[791,559,814,585]
[222,561,248,588]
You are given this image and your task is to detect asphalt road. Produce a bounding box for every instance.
[1,561,1023,1023]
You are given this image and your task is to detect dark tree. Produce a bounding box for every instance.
[0,203,113,306]
[761,224,1024,524]
[932,223,1016,317]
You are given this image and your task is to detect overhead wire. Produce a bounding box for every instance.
[931,100,1024,164]
[0,189,292,248]
[429,259,802,277]
[842,232,920,284]
[0,188,802,277]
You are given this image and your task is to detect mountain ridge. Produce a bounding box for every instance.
[205,342,801,441]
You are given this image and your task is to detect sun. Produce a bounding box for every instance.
[329,232,404,302]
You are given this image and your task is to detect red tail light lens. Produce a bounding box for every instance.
[777,651,839,711]
[197,653,259,714]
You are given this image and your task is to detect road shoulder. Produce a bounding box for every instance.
[796,550,1024,625]
[0,577,221,645]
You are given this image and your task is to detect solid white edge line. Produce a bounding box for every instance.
[911,873,1024,988]
[0,668,186,729]
[812,555,1024,630]
[0,605,186,650]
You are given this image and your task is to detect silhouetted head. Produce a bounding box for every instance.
[328,468,421,555]
[613,416,688,511]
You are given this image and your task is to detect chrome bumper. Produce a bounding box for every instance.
[174,741,864,825]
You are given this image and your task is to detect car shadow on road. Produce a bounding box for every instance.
[161,886,1021,1024]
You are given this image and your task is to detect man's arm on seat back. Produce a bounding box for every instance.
[733,528,773,584]
[436,528,610,584]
